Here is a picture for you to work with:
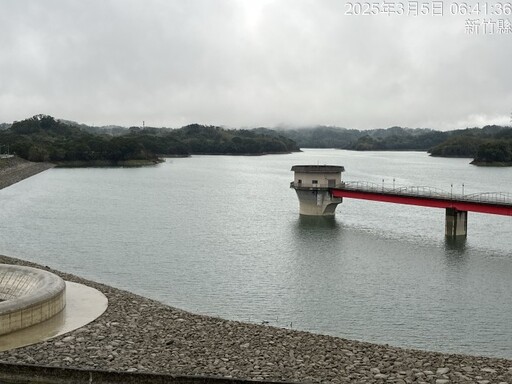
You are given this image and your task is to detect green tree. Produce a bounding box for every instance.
[474,141,512,163]
[27,145,50,162]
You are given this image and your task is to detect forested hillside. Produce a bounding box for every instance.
[428,126,512,165]
[2,115,510,166]
[276,124,512,165]
[276,126,448,150]
[0,115,299,166]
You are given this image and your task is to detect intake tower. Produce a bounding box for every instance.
[290,165,345,216]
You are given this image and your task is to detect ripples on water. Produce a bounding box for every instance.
[0,150,511,358]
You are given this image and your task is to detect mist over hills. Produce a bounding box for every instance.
[272,125,512,154]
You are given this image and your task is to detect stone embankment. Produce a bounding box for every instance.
[0,255,510,383]
[0,156,54,189]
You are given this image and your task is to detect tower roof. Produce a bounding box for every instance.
[291,165,345,173]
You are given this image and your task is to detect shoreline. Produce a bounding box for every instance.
[0,255,510,383]
[0,156,55,189]
[53,158,164,168]
[470,160,512,167]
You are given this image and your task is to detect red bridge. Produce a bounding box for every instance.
[330,182,512,237]
[290,165,512,237]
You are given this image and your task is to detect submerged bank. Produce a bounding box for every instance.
[53,158,164,168]
[0,156,54,190]
[0,255,510,383]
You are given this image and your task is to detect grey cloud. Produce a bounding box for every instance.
[0,0,510,129]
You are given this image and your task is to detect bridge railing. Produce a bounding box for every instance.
[290,181,346,189]
[339,181,512,206]
[463,192,512,205]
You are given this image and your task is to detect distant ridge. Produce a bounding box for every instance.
[1,115,511,166]
[0,115,300,166]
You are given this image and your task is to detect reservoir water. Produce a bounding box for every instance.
[0,149,511,359]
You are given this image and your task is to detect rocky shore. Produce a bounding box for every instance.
[0,255,510,383]
[0,156,54,189]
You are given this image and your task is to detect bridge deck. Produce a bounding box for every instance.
[330,183,512,216]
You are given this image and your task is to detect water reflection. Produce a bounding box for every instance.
[292,215,344,258]
[296,215,340,229]
[443,236,468,267]
[444,236,467,253]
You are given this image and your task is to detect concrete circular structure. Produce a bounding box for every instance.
[0,264,66,335]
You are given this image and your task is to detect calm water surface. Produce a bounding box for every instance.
[0,149,511,358]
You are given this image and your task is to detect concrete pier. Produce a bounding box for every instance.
[290,165,345,216]
[445,208,468,237]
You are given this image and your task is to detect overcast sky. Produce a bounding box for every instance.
[1,0,511,130]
